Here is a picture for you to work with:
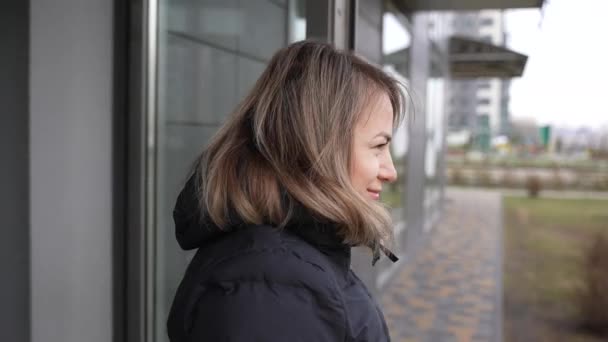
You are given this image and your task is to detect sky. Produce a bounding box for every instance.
[383,14,411,55]
[382,0,608,129]
[506,0,608,128]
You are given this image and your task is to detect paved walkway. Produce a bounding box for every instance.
[381,189,503,342]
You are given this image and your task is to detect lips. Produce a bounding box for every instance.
[367,189,381,200]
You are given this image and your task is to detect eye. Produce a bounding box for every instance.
[375,142,389,149]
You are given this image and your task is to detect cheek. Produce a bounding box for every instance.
[350,150,380,187]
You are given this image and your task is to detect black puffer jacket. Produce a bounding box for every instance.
[167,174,391,341]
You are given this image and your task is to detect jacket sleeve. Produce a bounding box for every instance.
[184,279,347,342]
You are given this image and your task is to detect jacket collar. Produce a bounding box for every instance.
[280,200,398,267]
[173,173,397,267]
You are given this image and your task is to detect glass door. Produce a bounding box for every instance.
[135,1,330,341]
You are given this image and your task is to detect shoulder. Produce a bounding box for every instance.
[168,225,349,341]
[198,225,339,292]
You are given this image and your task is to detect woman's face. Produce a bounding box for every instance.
[350,93,398,201]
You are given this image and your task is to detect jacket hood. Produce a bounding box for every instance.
[172,173,346,251]
[172,172,398,265]
[172,173,226,250]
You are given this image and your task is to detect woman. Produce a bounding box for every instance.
[167,40,407,341]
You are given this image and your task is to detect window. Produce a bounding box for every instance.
[480,35,493,43]
[478,82,491,89]
[480,17,493,26]
[149,1,313,341]
[381,4,411,225]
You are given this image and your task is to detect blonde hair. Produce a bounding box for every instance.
[195,40,407,247]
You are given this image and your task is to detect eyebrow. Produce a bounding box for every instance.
[374,132,392,142]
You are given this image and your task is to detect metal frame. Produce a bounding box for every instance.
[303,0,353,49]
[396,0,543,11]
[143,1,159,340]
[332,0,348,49]
[114,0,160,341]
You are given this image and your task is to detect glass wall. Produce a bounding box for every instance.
[152,1,315,341]
[134,1,450,337]
[382,4,411,235]
[424,72,445,230]
[422,12,449,232]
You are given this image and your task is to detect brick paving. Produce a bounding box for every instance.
[382,189,503,342]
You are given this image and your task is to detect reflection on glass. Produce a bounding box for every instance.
[288,0,306,43]
[381,6,411,254]
[153,1,298,341]
[424,68,445,230]
[383,12,411,55]
[382,12,411,78]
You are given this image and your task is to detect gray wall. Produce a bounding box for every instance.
[0,1,30,341]
[29,0,113,341]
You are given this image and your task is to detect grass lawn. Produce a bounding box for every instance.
[503,197,608,342]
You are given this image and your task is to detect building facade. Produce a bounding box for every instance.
[447,10,514,150]
[2,0,540,341]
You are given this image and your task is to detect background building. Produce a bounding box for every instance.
[447,10,514,151]
[1,0,539,341]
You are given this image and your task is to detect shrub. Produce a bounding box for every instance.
[501,170,517,188]
[549,171,565,190]
[475,170,493,187]
[450,168,466,186]
[525,175,541,198]
[578,233,608,336]
[592,175,608,191]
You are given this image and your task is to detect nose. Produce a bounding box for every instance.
[379,152,398,183]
